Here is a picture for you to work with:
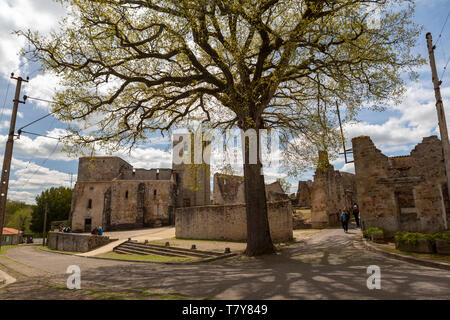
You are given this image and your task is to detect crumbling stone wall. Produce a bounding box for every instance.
[213,173,245,204]
[310,152,357,228]
[213,173,288,204]
[172,135,211,207]
[175,200,293,242]
[296,180,312,207]
[352,136,450,237]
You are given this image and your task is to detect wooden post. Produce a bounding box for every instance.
[427,32,450,229]
[0,74,28,250]
[42,202,48,246]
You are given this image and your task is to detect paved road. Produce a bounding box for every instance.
[1,228,449,299]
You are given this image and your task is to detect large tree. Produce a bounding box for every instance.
[21,0,423,255]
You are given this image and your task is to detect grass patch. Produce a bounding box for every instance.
[96,251,200,263]
[386,247,450,263]
[0,244,22,255]
[36,246,79,255]
[83,288,197,300]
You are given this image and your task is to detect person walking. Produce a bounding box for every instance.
[98,226,103,236]
[340,209,349,233]
[352,203,360,228]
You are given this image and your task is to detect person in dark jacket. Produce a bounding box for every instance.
[352,203,360,228]
[340,209,350,233]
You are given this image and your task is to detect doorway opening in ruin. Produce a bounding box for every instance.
[84,218,92,232]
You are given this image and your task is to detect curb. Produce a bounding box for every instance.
[362,239,450,271]
[38,246,238,265]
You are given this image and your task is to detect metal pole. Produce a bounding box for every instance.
[336,102,348,164]
[0,74,28,250]
[426,32,450,229]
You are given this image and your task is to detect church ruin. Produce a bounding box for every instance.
[69,135,210,232]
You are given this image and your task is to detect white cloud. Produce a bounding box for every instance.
[343,83,450,153]
[0,0,66,79]
[0,156,74,204]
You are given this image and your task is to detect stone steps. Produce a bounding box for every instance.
[113,241,225,259]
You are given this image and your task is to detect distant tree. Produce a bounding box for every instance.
[30,187,73,234]
[5,200,28,225]
[6,207,33,233]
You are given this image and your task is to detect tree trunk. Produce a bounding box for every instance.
[243,129,275,256]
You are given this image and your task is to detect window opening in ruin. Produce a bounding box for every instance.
[88,199,92,209]
[153,190,157,200]
[125,191,128,199]
[183,198,191,207]
[395,188,417,222]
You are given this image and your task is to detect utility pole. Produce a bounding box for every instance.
[0,74,28,250]
[42,202,48,246]
[427,32,450,229]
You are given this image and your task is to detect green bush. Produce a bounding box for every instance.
[363,227,384,239]
[395,231,450,246]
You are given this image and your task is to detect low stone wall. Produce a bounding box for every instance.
[175,200,293,242]
[48,232,116,252]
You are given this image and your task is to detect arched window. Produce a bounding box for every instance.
[125,191,129,199]
[153,190,157,200]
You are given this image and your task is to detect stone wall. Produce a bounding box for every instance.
[213,173,245,204]
[48,232,116,252]
[175,200,293,242]
[77,157,133,182]
[310,152,357,228]
[213,173,288,204]
[352,136,450,237]
[296,180,312,207]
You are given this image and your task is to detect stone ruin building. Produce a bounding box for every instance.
[352,135,450,237]
[290,152,357,229]
[309,151,357,228]
[70,137,210,232]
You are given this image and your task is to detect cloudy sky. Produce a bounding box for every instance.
[1,0,450,203]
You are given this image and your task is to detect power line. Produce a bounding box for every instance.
[440,55,450,84]
[15,141,61,190]
[18,130,61,140]
[436,8,450,47]
[0,80,11,126]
